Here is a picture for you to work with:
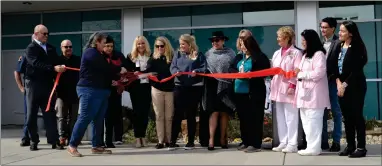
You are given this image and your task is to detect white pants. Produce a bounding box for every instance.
[300,108,325,153]
[276,102,299,147]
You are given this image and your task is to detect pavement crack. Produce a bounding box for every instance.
[282,153,286,165]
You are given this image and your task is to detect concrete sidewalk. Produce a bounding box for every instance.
[1,128,381,165]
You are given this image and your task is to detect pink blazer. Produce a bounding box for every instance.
[269,46,302,104]
[295,51,330,109]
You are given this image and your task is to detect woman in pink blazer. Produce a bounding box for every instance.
[295,29,331,156]
[270,26,302,153]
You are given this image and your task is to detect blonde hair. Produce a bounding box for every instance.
[179,34,198,59]
[153,36,174,64]
[130,36,151,62]
[277,26,295,45]
[236,29,253,51]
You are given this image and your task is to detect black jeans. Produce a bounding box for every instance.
[25,79,59,145]
[171,86,203,144]
[104,91,123,144]
[130,83,152,138]
[235,93,265,148]
[339,82,367,150]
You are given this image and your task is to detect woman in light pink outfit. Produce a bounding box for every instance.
[295,29,330,156]
[270,26,302,153]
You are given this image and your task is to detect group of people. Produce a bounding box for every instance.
[15,16,368,158]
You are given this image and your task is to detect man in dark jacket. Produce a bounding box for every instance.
[55,39,81,148]
[320,17,342,152]
[25,24,66,151]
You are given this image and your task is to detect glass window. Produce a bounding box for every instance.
[43,12,82,33]
[48,34,82,57]
[192,27,242,54]
[247,25,295,59]
[82,32,122,54]
[143,29,191,53]
[377,22,382,79]
[81,9,121,31]
[364,82,380,119]
[243,2,294,25]
[191,3,242,26]
[2,36,33,50]
[2,14,41,35]
[379,82,382,120]
[143,6,191,29]
[376,2,382,19]
[319,2,376,20]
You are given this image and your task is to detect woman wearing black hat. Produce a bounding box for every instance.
[201,31,236,150]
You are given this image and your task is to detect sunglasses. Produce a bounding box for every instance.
[41,32,49,36]
[155,45,165,48]
[62,46,72,49]
[210,38,223,43]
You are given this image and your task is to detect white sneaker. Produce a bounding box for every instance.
[282,146,298,153]
[298,149,321,156]
[115,141,123,145]
[272,144,287,152]
[135,139,142,148]
[141,138,148,147]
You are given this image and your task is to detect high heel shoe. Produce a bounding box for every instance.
[208,145,215,151]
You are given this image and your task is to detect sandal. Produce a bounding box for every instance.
[67,147,82,157]
[91,147,112,154]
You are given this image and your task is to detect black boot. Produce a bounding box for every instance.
[30,144,38,151]
[349,148,367,158]
[329,142,341,152]
[338,147,355,156]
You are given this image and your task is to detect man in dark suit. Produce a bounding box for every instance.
[320,17,342,152]
[55,39,81,148]
[25,24,66,151]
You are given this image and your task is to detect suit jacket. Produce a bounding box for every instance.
[324,35,341,81]
[24,41,60,83]
[334,41,367,86]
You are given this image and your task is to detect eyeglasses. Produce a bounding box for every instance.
[62,46,72,49]
[155,45,165,48]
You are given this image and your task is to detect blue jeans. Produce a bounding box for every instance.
[322,80,342,146]
[69,86,110,148]
[22,93,30,142]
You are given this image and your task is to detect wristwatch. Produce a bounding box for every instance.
[342,82,348,88]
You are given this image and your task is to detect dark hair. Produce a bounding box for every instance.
[341,21,367,62]
[106,35,114,44]
[242,36,263,56]
[321,17,337,29]
[301,29,326,58]
[83,32,107,50]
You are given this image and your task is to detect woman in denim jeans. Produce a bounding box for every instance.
[67,32,127,157]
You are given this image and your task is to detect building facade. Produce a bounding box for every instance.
[1,1,381,125]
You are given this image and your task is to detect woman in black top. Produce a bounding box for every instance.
[146,36,175,149]
[335,21,368,158]
[100,35,134,148]
[230,36,271,153]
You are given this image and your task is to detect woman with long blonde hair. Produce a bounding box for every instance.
[168,34,206,150]
[126,35,152,148]
[146,36,175,149]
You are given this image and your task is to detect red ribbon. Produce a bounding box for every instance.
[45,67,296,112]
